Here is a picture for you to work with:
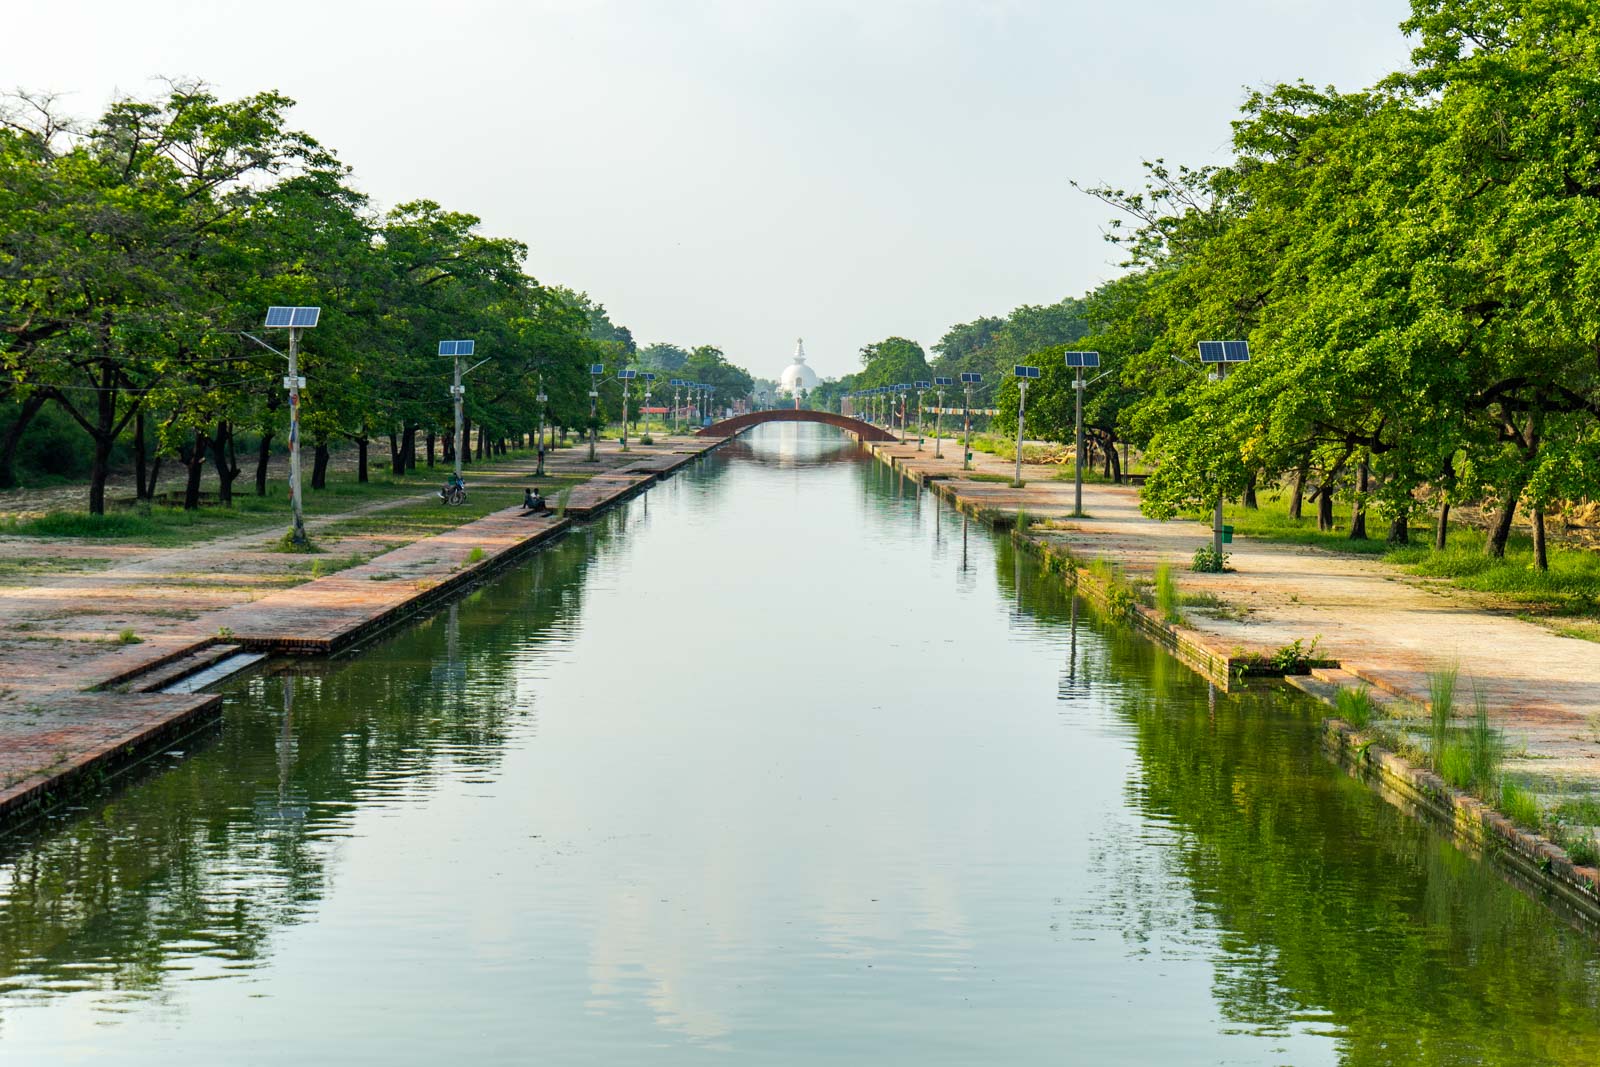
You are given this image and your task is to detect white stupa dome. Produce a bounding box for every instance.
[778,338,820,394]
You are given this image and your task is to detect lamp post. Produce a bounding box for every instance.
[959,372,982,470]
[933,376,951,459]
[535,379,548,476]
[642,372,656,437]
[587,362,603,461]
[440,339,483,481]
[260,306,319,546]
[914,380,930,450]
[1011,365,1039,487]
[617,368,636,450]
[1065,350,1101,517]
[1198,340,1252,559]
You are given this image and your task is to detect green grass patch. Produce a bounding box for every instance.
[1334,685,1375,728]
[1199,493,1396,555]
[1385,526,1600,620]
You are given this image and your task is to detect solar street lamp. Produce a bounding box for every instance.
[914,380,931,449]
[262,306,319,546]
[897,384,911,444]
[588,363,603,461]
[642,373,657,436]
[1065,350,1102,517]
[1012,365,1040,487]
[617,369,637,450]
[670,379,684,433]
[535,378,549,476]
[440,340,482,481]
[933,376,952,458]
[1198,340,1252,558]
[959,372,982,470]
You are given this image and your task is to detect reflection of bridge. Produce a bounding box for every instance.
[695,408,897,442]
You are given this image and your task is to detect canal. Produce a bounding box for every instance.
[1,424,1598,1064]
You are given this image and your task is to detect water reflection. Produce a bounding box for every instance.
[0,423,1596,1065]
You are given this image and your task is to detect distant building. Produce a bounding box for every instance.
[777,338,820,396]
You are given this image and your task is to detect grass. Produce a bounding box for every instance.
[1428,662,1459,760]
[1204,489,1600,631]
[964,472,1017,484]
[114,626,142,645]
[1334,685,1375,728]
[1386,526,1600,619]
[1154,562,1180,624]
[1500,778,1542,828]
[467,546,485,564]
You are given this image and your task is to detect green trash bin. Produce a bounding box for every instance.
[1221,524,1235,544]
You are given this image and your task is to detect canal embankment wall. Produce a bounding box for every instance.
[0,434,739,832]
[848,429,1600,924]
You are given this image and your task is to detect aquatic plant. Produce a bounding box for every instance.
[1467,683,1504,793]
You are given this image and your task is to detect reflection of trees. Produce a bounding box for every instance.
[992,543,1600,1064]
[0,519,624,1015]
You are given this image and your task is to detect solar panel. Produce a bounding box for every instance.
[1014,365,1040,379]
[618,369,636,379]
[915,380,931,388]
[960,372,982,383]
[591,364,605,375]
[1065,350,1101,368]
[290,307,320,328]
[1224,340,1251,362]
[643,372,656,380]
[934,376,953,386]
[265,307,294,327]
[1198,341,1226,363]
[670,379,683,386]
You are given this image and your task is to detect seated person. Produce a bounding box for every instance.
[521,487,548,513]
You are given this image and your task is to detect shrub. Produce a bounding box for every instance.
[467,546,485,564]
[115,627,142,645]
[1155,563,1180,624]
[1192,545,1229,573]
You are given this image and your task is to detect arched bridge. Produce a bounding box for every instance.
[695,408,898,441]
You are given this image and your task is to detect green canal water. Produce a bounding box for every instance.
[1,424,1598,1064]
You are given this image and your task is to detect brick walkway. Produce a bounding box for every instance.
[0,433,731,829]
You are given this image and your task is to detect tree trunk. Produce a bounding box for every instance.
[312,440,331,489]
[1435,453,1456,550]
[389,431,404,477]
[356,436,369,483]
[1483,479,1523,559]
[211,420,239,506]
[1243,471,1258,510]
[1387,514,1410,545]
[148,454,163,500]
[0,393,47,489]
[442,432,454,464]
[255,431,274,496]
[476,425,487,461]
[87,365,119,516]
[403,425,417,471]
[1532,507,1548,571]
[1317,484,1335,532]
[1348,458,1369,540]
[426,430,436,467]
[182,431,207,511]
[1289,458,1308,521]
[133,409,149,500]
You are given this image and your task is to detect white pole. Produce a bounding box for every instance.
[1073,367,1085,516]
[962,384,973,471]
[934,390,944,458]
[287,327,306,545]
[453,352,464,481]
[1013,379,1027,487]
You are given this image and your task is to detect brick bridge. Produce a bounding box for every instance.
[695,408,897,441]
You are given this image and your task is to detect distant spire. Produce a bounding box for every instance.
[794,337,806,363]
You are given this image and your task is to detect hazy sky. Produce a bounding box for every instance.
[11,0,1414,379]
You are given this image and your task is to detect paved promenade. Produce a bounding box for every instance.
[862,435,1600,790]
